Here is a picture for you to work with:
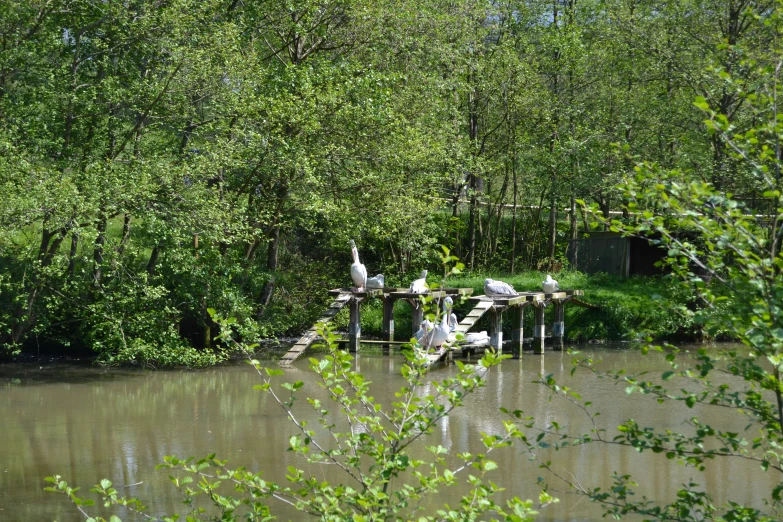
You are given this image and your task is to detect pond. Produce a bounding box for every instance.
[0,343,775,521]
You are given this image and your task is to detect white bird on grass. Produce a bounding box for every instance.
[409,270,428,294]
[542,274,559,294]
[350,240,367,291]
[484,278,518,296]
[366,274,385,289]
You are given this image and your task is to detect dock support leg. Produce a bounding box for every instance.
[511,305,524,359]
[411,302,423,338]
[348,298,362,353]
[553,300,565,351]
[533,304,546,354]
[490,309,503,353]
[382,297,395,355]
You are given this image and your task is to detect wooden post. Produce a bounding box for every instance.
[553,300,565,351]
[411,301,423,337]
[490,308,503,353]
[533,303,546,354]
[348,297,362,353]
[511,305,524,359]
[382,296,395,355]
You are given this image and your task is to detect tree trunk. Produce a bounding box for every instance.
[67,231,79,278]
[510,163,518,273]
[569,194,577,269]
[570,195,577,240]
[449,180,464,258]
[467,175,479,270]
[466,81,481,269]
[599,194,611,230]
[10,225,67,344]
[256,180,289,316]
[146,245,160,276]
[491,169,510,260]
[257,224,281,315]
[115,214,131,256]
[92,213,107,287]
[548,191,557,268]
[528,188,547,266]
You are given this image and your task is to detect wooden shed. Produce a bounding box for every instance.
[567,232,666,277]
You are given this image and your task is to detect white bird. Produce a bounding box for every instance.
[350,240,367,291]
[408,270,428,294]
[484,278,517,296]
[464,331,490,346]
[414,318,433,342]
[420,312,450,349]
[542,274,559,293]
[366,274,385,289]
[445,297,460,342]
[444,296,458,333]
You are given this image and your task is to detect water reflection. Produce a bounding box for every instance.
[0,344,776,521]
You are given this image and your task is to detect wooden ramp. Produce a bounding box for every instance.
[424,346,449,367]
[280,292,352,366]
[454,299,494,334]
[570,296,598,309]
[424,299,495,368]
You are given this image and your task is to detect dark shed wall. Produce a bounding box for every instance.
[629,237,666,276]
[568,236,630,276]
[567,234,666,276]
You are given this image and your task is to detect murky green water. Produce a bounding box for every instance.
[0,344,775,521]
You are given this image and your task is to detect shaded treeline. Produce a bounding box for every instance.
[0,0,774,364]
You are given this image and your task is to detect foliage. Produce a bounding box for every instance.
[3,0,776,363]
[519,3,783,518]
[2,0,779,362]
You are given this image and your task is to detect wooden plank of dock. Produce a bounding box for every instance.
[280,291,353,366]
[454,299,494,333]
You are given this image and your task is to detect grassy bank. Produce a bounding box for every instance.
[329,271,694,343]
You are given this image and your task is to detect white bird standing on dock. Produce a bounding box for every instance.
[445,296,460,342]
[350,240,367,291]
[420,310,450,349]
[542,274,559,293]
[409,270,428,294]
[366,274,385,289]
[484,278,518,296]
[444,296,458,333]
[414,318,433,342]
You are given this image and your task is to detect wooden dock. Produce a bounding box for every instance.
[279,288,382,366]
[466,290,584,355]
[424,346,449,367]
[279,285,586,365]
